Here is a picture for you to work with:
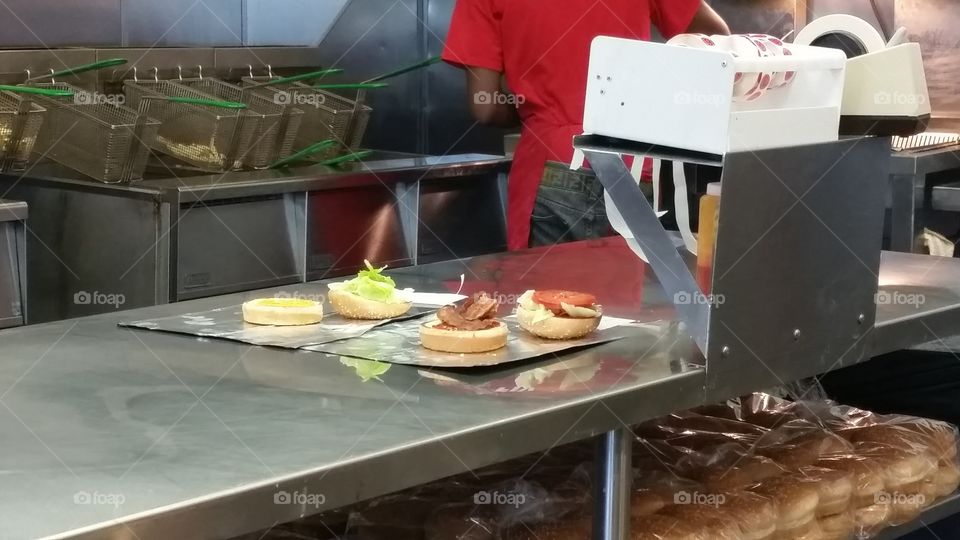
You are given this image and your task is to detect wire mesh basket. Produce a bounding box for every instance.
[0,90,47,172]
[175,77,304,168]
[29,83,159,183]
[124,80,259,172]
[242,77,372,160]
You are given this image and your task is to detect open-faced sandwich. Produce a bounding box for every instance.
[242,297,324,326]
[327,260,412,319]
[516,289,602,339]
[420,292,508,353]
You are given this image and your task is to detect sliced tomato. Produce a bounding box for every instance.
[532,290,597,312]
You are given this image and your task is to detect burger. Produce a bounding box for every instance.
[327,260,412,319]
[420,292,508,353]
[515,290,602,339]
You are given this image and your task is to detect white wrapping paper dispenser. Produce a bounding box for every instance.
[582,36,846,156]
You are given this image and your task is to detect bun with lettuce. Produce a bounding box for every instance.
[327,261,412,319]
[516,290,602,339]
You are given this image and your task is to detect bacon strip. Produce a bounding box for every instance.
[436,292,501,330]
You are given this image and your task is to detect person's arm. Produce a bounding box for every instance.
[685,1,730,35]
[465,67,521,128]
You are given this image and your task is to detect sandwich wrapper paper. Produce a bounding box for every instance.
[303,315,635,368]
[119,304,433,349]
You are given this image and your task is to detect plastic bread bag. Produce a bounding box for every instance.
[632,470,702,515]
[845,414,959,465]
[675,443,786,491]
[756,429,854,470]
[630,514,711,540]
[634,413,765,452]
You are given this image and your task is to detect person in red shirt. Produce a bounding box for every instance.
[442,0,728,250]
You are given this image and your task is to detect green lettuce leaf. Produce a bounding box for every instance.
[329,260,407,303]
[339,356,391,382]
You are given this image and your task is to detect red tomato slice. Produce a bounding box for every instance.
[532,290,597,312]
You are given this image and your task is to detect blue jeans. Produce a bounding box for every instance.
[528,162,613,247]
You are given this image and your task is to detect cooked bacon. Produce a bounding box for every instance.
[461,292,499,320]
[435,292,501,330]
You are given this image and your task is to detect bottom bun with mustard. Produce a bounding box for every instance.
[516,289,602,340]
[420,292,508,353]
[242,297,324,326]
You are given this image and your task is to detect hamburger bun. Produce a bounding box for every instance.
[424,505,495,540]
[721,491,778,540]
[698,455,784,491]
[855,443,937,491]
[815,456,884,508]
[797,466,854,516]
[328,288,411,319]
[751,477,820,531]
[241,297,323,325]
[936,460,960,498]
[818,511,854,540]
[516,304,600,340]
[656,503,742,539]
[420,320,508,353]
[853,503,892,536]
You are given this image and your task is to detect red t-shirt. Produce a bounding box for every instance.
[442,0,701,250]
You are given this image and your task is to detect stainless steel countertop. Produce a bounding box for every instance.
[0,238,704,540]
[0,153,510,204]
[0,198,27,222]
[889,144,960,176]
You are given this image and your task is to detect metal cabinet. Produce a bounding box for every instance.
[0,200,27,328]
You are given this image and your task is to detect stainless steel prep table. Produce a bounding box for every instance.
[889,145,960,252]
[0,238,703,540]
[0,153,510,324]
[4,237,960,540]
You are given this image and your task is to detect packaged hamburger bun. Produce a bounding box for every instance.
[655,502,745,540]
[718,490,778,540]
[935,459,960,498]
[853,502,893,537]
[814,455,885,508]
[854,442,937,493]
[749,476,820,534]
[817,509,854,540]
[795,466,854,517]
[631,489,667,517]
[690,451,786,492]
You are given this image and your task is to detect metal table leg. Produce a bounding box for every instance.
[594,428,632,540]
[890,173,920,252]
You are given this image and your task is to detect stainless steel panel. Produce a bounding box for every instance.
[0,223,24,328]
[214,47,327,81]
[871,250,960,357]
[305,185,411,280]
[0,0,121,48]
[417,175,507,264]
[176,194,303,300]
[315,0,423,153]
[0,49,99,87]
[0,181,162,323]
[121,0,242,47]
[94,48,217,83]
[0,241,704,540]
[707,137,889,399]
[242,0,348,46]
